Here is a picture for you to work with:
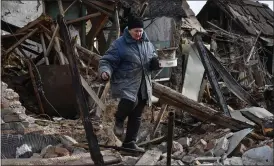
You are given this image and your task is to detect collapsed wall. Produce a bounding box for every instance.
[1,81,37,132]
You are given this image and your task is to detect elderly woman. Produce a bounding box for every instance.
[98,14,160,151]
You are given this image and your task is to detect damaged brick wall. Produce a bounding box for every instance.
[1,81,36,132]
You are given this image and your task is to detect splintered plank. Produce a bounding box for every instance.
[80,76,106,112]
[86,14,109,50]
[152,82,254,131]
[4,28,39,56]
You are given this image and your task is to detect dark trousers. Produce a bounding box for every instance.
[115,93,146,143]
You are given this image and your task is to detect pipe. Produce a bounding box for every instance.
[167,111,175,166]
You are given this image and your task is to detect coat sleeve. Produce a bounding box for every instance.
[98,41,121,78]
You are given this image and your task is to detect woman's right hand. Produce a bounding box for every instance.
[101,72,110,81]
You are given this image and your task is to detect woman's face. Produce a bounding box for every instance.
[129,28,143,40]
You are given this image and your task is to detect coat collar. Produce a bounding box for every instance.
[123,27,149,43]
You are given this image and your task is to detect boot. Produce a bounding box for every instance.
[122,141,145,152]
[113,121,124,138]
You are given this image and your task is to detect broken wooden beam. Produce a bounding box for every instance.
[80,75,106,112]
[17,48,45,114]
[138,135,166,147]
[86,14,109,50]
[207,49,259,106]
[82,47,252,131]
[4,27,39,56]
[16,18,42,33]
[45,25,59,58]
[152,104,167,139]
[152,82,254,131]
[75,44,101,68]
[90,1,114,11]
[67,12,101,24]
[57,14,104,166]
[64,0,78,14]
[1,33,26,39]
[194,34,231,117]
[40,33,49,65]
[83,1,112,17]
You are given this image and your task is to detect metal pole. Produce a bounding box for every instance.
[167,111,175,166]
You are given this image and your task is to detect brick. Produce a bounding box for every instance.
[3,89,19,100]
[1,98,10,109]
[205,139,217,151]
[54,147,70,157]
[2,82,8,92]
[3,113,26,122]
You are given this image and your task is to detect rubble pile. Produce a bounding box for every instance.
[1,81,37,133]
[1,0,274,165]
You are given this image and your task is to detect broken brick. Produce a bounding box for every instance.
[54,147,70,157]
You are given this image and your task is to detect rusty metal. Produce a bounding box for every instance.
[37,65,78,118]
[167,111,175,166]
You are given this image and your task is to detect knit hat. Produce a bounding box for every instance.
[128,14,144,30]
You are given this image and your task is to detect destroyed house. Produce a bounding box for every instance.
[196,0,274,110]
[196,0,274,75]
[1,0,194,117]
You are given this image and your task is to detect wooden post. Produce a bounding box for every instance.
[40,33,49,65]
[51,24,66,65]
[66,12,101,24]
[45,25,59,58]
[151,104,167,139]
[114,5,120,38]
[64,0,78,14]
[194,34,231,117]
[57,14,105,166]
[17,48,45,115]
[57,0,64,16]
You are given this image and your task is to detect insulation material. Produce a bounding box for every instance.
[181,44,205,101]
